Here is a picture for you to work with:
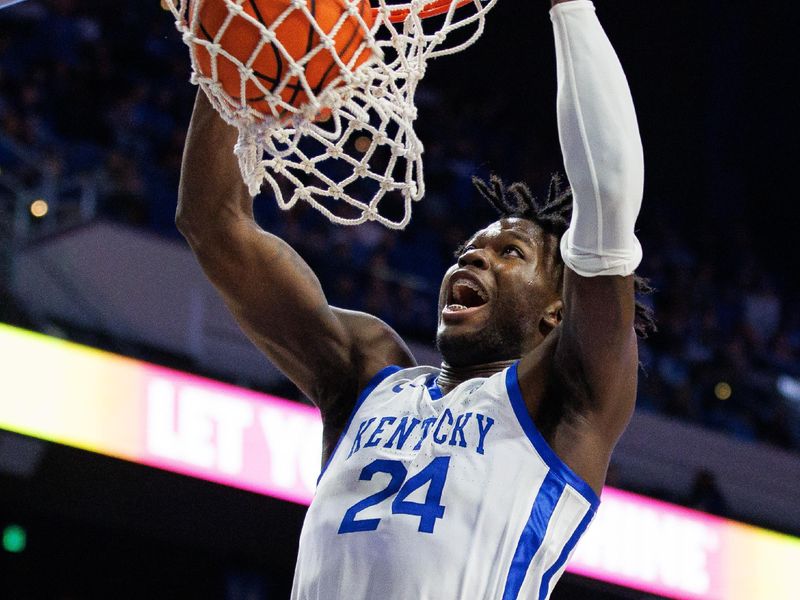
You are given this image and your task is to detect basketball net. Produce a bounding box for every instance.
[163,0,497,228]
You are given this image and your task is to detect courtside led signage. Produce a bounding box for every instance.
[1,323,798,599]
[568,487,800,599]
[0,323,321,504]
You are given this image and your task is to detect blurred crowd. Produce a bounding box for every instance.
[1,0,799,465]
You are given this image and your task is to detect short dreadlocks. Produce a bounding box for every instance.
[472,173,656,338]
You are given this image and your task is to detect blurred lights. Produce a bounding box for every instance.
[2,524,26,553]
[29,199,49,218]
[354,135,371,153]
[777,375,800,404]
[714,382,732,401]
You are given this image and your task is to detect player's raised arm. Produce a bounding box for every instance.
[519,0,644,490]
[553,0,642,431]
[175,91,414,419]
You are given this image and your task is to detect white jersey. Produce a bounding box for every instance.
[291,363,599,600]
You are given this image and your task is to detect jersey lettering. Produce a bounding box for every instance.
[412,417,438,451]
[383,416,421,450]
[348,410,495,458]
[449,412,473,447]
[338,457,450,535]
[432,408,454,444]
[348,417,376,458]
[365,416,396,448]
[475,414,495,455]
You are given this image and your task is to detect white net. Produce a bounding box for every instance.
[163,0,498,228]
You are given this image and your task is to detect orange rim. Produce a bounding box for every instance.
[372,0,475,24]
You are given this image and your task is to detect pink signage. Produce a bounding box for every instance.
[0,323,321,505]
[568,487,800,599]
[143,370,321,505]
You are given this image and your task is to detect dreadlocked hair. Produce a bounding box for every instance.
[472,173,657,338]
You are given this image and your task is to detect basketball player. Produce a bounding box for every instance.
[176,1,649,597]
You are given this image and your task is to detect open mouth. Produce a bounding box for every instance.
[445,277,489,313]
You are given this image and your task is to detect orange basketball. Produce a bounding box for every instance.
[193,0,375,119]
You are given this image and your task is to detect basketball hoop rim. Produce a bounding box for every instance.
[374,0,475,24]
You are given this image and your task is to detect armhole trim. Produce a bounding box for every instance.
[317,365,403,485]
[505,363,601,509]
[426,373,443,400]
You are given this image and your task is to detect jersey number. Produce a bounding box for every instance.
[338,456,450,534]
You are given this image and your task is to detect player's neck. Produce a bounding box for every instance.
[437,359,517,394]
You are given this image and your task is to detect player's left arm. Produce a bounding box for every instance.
[521,0,644,492]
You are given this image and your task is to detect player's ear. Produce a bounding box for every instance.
[538,299,563,337]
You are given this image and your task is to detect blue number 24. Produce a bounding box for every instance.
[338,456,450,534]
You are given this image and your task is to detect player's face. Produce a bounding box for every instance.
[436,218,560,367]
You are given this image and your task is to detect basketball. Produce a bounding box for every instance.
[192,0,375,118]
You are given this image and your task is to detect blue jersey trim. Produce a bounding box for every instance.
[501,471,564,600]
[316,365,403,485]
[426,373,443,400]
[538,508,594,600]
[505,363,601,509]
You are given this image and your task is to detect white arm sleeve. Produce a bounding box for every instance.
[551,0,644,277]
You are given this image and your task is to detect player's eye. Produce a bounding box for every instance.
[502,245,524,259]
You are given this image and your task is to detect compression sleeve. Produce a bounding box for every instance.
[551,0,644,277]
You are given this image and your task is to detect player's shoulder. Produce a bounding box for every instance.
[331,307,417,372]
[318,308,416,421]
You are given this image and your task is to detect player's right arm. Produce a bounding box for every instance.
[175,91,415,420]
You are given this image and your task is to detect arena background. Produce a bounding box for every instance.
[1,1,800,598]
